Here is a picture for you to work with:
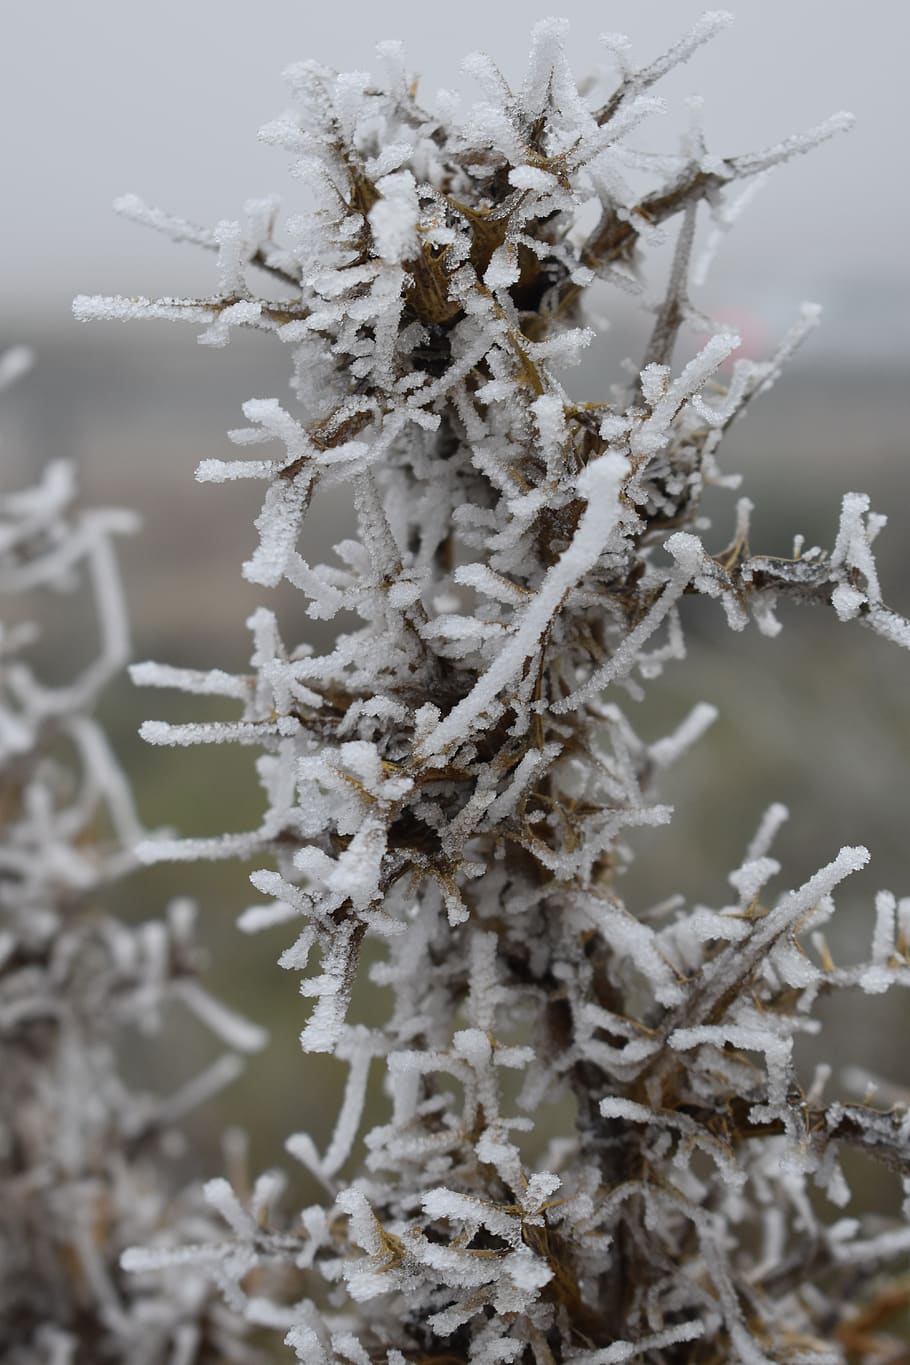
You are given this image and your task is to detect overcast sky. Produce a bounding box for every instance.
[2,0,908,359]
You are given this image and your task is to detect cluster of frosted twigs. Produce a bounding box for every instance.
[0,350,269,1362]
[70,13,910,1365]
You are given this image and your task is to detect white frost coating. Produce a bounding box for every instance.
[174,980,269,1053]
[584,895,685,1006]
[453,562,529,605]
[732,111,855,176]
[669,1024,792,1105]
[204,1177,258,1238]
[484,245,521,291]
[554,557,691,712]
[336,1188,383,1256]
[531,393,567,472]
[131,661,250,699]
[729,856,780,905]
[368,171,419,263]
[324,818,387,911]
[746,802,789,862]
[831,492,881,603]
[140,719,286,746]
[572,1320,706,1363]
[832,1226,910,1265]
[0,379,275,1358]
[767,846,869,938]
[121,1243,229,1272]
[64,20,910,1365]
[289,1032,374,1180]
[213,220,246,295]
[196,458,273,482]
[237,901,300,933]
[114,193,218,248]
[754,301,823,397]
[136,832,265,862]
[417,454,628,757]
[508,165,558,191]
[72,294,216,325]
[860,890,897,993]
[649,702,718,768]
[635,10,733,88]
[869,890,897,964]
[243,471,314,587]
[483,743,561,824]
[693,172,770,288]
[422,1188,519,1242]
[631,332,740,457]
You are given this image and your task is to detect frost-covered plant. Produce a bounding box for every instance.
[75,15,910,1363]
[0,350,269,1363]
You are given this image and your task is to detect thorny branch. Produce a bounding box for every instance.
[62,13,910,1365]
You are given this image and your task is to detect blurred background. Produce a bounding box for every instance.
[1,0,909,1215]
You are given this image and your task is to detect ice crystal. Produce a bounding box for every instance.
[0,354,264,1363]
[73,14,910,1364]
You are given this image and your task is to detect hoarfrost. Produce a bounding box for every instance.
[0,363,261,1361]
[66,15,910,1365]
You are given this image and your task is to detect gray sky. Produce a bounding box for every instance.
[2,0,908,358]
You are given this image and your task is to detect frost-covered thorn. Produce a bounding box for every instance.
[61,18,910,1364]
